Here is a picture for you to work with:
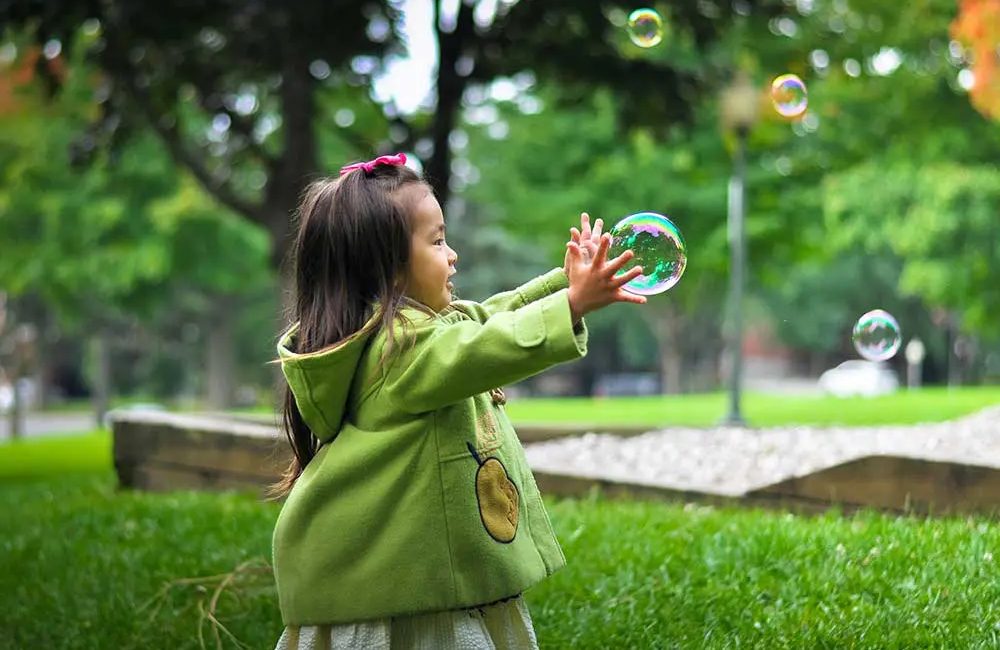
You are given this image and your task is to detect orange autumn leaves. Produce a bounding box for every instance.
[951,0,1000,120]
[0,47,66,116]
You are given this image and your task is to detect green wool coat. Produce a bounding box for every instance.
[272,267,588,626]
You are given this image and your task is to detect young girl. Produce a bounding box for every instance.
[268,153,646,649]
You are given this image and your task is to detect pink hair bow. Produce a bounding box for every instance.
[339,152,407,176]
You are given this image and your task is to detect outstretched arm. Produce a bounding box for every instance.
[383,289,587,413]
[470,267,569,317]
[381,216,645,414]
[456,212,603,322]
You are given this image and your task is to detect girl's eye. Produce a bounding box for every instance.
[435,239,445,246]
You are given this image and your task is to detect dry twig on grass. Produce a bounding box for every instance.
[138,557,275,650]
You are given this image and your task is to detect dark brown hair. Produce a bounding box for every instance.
[265,163,430,501]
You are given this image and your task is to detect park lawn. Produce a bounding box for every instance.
[2,472,1000,649]
[0,429,110,480]
[504,385,1000,428]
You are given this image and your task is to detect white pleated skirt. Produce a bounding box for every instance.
[273,595,538,650]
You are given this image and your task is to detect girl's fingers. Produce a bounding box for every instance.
[580,212,591,240]
[566,241,583,260]
[594,233,612,267]
[592,218,603,241]
[604,249,635,276]
[570,227,581,244]
[614,265,644,287]
[617,291,647,305]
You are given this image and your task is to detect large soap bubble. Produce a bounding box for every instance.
[608,212,687,295]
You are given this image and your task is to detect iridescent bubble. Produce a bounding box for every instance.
[852,309,902,361]
[608,212,687,295]
[770,73,808,118]
[627,9,664,48]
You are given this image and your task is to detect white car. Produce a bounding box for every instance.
[819,360,899,397]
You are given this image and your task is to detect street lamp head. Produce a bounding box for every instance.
[720,71,760,133]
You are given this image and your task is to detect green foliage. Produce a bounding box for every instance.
[147,177,271,295]
[4,0,999,392]
[0,35,278,400]
[0,87,174,324]
[462,87,734,385]
[467,88,730,288]
[0,46,272,330]
[825,162,1000,334]
[455,0,1000,378]
[756,254,951,358]
[732,0,1000,358]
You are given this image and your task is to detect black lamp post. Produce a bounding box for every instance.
[719,73,759,427]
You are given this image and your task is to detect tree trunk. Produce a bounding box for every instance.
[9,376,23,440]
[35,309,53,409]
[92,329,111,429]
[426,0,476,205]
[205,296,236,410]
[646,302,683,394]
[659,342,683,395]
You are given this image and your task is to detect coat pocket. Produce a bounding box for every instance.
[512,301,546,348]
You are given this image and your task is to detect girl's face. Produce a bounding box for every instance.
[401,187,458,312]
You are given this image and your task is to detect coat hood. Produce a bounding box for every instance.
[277,321,374,444]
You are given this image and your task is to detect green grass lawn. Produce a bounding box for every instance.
[0,429,110,480]
[3,472,1000,649]
[504,385,1000,428]
[4,389,1000,648]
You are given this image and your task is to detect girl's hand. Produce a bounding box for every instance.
[564,212,603,278]
[564,232,646,324]
[571,212,603,264]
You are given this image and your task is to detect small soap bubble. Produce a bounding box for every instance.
[852,309,902,361]
[608,212,687,295]
[770,73,808,118]
[627,9,664,48]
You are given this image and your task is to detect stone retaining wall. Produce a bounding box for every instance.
[110,411,289,499]
[108,410,1000,516]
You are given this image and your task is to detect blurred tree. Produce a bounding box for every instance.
[457,0,1000,389]
[0,40,272,416]
[0,0,781,292]
[460,86,732,392]
[729,0,1000,379]
[7,0,994,396]
[825,162,1000,336]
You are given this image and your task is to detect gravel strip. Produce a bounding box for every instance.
[523,406,1000,496]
